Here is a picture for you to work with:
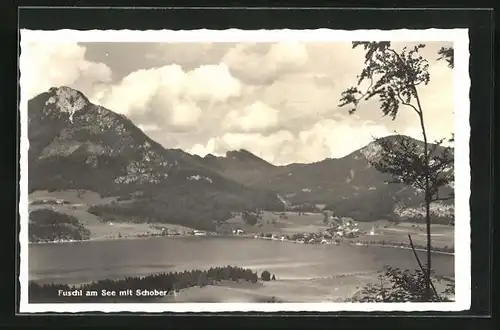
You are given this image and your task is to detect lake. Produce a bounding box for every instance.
[29,236,454,285]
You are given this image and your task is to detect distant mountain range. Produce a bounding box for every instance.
[200,136,453,221]
[27,87,454,229]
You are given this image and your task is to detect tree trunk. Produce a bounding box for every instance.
[415,99,432,301]
[424,194,432,300]
[419,113,432,301]
[408,234,438,298]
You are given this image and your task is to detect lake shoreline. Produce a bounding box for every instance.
[28,233,454,255]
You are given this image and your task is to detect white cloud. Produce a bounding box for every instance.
[100,67,162,116]
[267,42,309,68]
[418,61,454,143]
[24,41,454,165]
[258,72,338,120]
[187,120,392,165]
[220,130,295,164]
[184,64,241,102]
[188,138,221,157]
[298,119,392,160]
[144,43,235,70]
[97,63,242,130]
[222,101,279,132]
[137,123,161,132]
[22,42,112,99]
[168,99,202,127]
[223,42,308,84]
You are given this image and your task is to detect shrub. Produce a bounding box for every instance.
[349,266,454,302]
[29,209,90,243]
[242,211,258,226]
[261,270,271,281]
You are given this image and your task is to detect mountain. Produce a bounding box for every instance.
[201,149,276,187]
[28,86,207,195]
[201,136,454,222]
[27,86,453,228]
[27,87,284,230]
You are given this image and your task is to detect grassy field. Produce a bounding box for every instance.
[27,190,454,250]
[160,274,454,303]
[355,220,454,250]
[27,190,194,241]
[29,190,117,205]
[225,211,330,234]
[225,211,454,250]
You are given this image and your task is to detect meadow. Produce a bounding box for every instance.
[27,190,454,252]
[28,190,194,241]
[224,211,454,250]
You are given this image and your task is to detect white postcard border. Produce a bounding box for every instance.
[19,28,470,313]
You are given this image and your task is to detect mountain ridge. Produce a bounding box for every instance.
[27,86,285,231]
[27,86,454,227]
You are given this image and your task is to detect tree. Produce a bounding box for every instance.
[339,42,454,301]
[437,47,454,68]
[261,270,271,281]
[242,211,258,226]
[349,266,454,302]
[323,212,329,225]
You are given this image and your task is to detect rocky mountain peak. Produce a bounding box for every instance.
[358,134,425,163]
[43,86,90,123]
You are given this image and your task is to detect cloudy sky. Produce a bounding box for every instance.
[22,40,453,165]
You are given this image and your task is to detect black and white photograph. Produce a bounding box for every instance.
[19,28,470,313]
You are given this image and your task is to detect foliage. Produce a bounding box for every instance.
[29,265,259,303]
[349,266,454,302]
[86,184,284,232]
[437,47,454,68]
[394,201,454,225]
[323,212,329,224]
[88,202,226,232]
[29,209,90,243]
[242,211,258,226]
[368,135,454,202]
[261,270,271,281]
[339,42,430,120]
[338,41,454,300]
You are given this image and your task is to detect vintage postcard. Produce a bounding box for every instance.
[19,28,470,313]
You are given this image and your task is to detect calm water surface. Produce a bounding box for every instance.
[29,236,454,285]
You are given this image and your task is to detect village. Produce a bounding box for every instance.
[249,215,371,245]
[207,211,376,245]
